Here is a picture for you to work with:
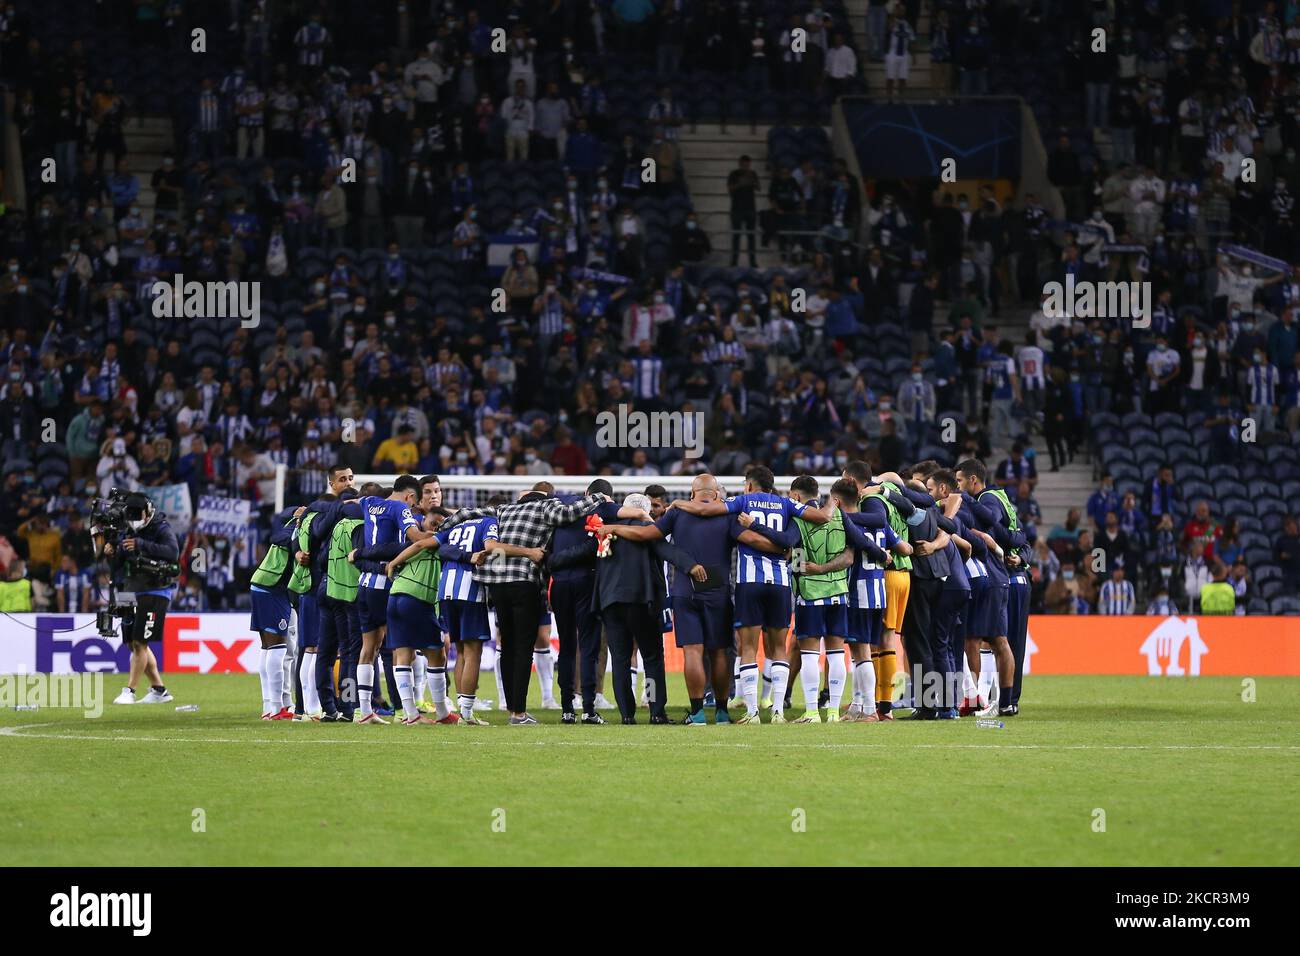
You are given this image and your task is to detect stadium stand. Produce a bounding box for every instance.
[0,0,1297,621]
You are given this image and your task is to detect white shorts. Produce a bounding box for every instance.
[884,53,911,81]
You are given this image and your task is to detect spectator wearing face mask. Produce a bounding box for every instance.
[1182,329,1221,411]
[1086,473,1121,530]
[955,17,990,96]
[1245,346,1281,434]
[501,79,535,163]
[1045,562,1083,614]
[673,213,711,263]
[1180,539,1213,612]
[1145,335,1181,414]
[895,365,934,462]
[1145,583,1177,616]
[1217,256,1284,320]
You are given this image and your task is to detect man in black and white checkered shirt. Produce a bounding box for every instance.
[440,483,608,723]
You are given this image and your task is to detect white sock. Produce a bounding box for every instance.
[493,648,507,709]
[979,649,998,703]
[258,648,272,714]
[429,666,449,718]
[761,658,773,701]
[266,644,287,713]
[634,649,644,698]
[770,661,790,714]
[395,665,418,718]
[412,653,428,703]
[458,693,476,719]
[730,656,742,700]
[827,651,846,709]
[799,651,821,710]
[281,635,295,709]
[740,663,759,715]
[301,651,320,713]
[357,663,375,716]
[855,657,875,711]
[535,650,555,703]
[962,657,979,701]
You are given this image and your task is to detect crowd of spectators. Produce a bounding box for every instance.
[1,1,1298,615]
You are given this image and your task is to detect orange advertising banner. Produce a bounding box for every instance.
[1023,615,1300,676]
[646,616,1300,676]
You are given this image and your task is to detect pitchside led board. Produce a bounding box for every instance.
[2,614,1298,677]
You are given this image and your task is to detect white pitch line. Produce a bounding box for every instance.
[1,724,1297,752]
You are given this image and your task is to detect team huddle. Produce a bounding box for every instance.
[245,459,1033,726]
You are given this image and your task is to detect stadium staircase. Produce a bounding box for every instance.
[124,116,176,221]
[679,122,831,270]
[1033,456,1094,534]
[843,0,937,99]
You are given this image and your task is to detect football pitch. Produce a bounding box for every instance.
[2,674,1297,867]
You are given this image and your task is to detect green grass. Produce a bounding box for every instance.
[2,674,1298,866]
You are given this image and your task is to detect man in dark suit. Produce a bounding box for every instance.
[930,193,964,284]
[858,245,896,321]
[546,479,650,724]
[592,493,704,724]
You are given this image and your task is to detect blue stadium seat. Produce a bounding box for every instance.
[1255,498,1287,519]
[1245,547,1274,567]
[1152,412,1184,430]
[1248,479,1281,500]
[1258,579,1284,600]
[1110,462,1141,483]
[1221,496,1253,517]
[1240,529,1272,550]
[1139,443,1174,466]
[1269,596,1300,615]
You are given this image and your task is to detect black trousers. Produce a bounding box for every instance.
[902,576,942,712]
[318,593,361,717]
[602,602,667,719]
[551,576,601,714]
[730,207,756,264]
[932,589,969,710]
[490,581,543,713]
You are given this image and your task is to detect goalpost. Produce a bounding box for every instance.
[274,467,848,512]
[343,472,847,509]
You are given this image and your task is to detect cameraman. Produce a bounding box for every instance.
[95,492,181,705]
